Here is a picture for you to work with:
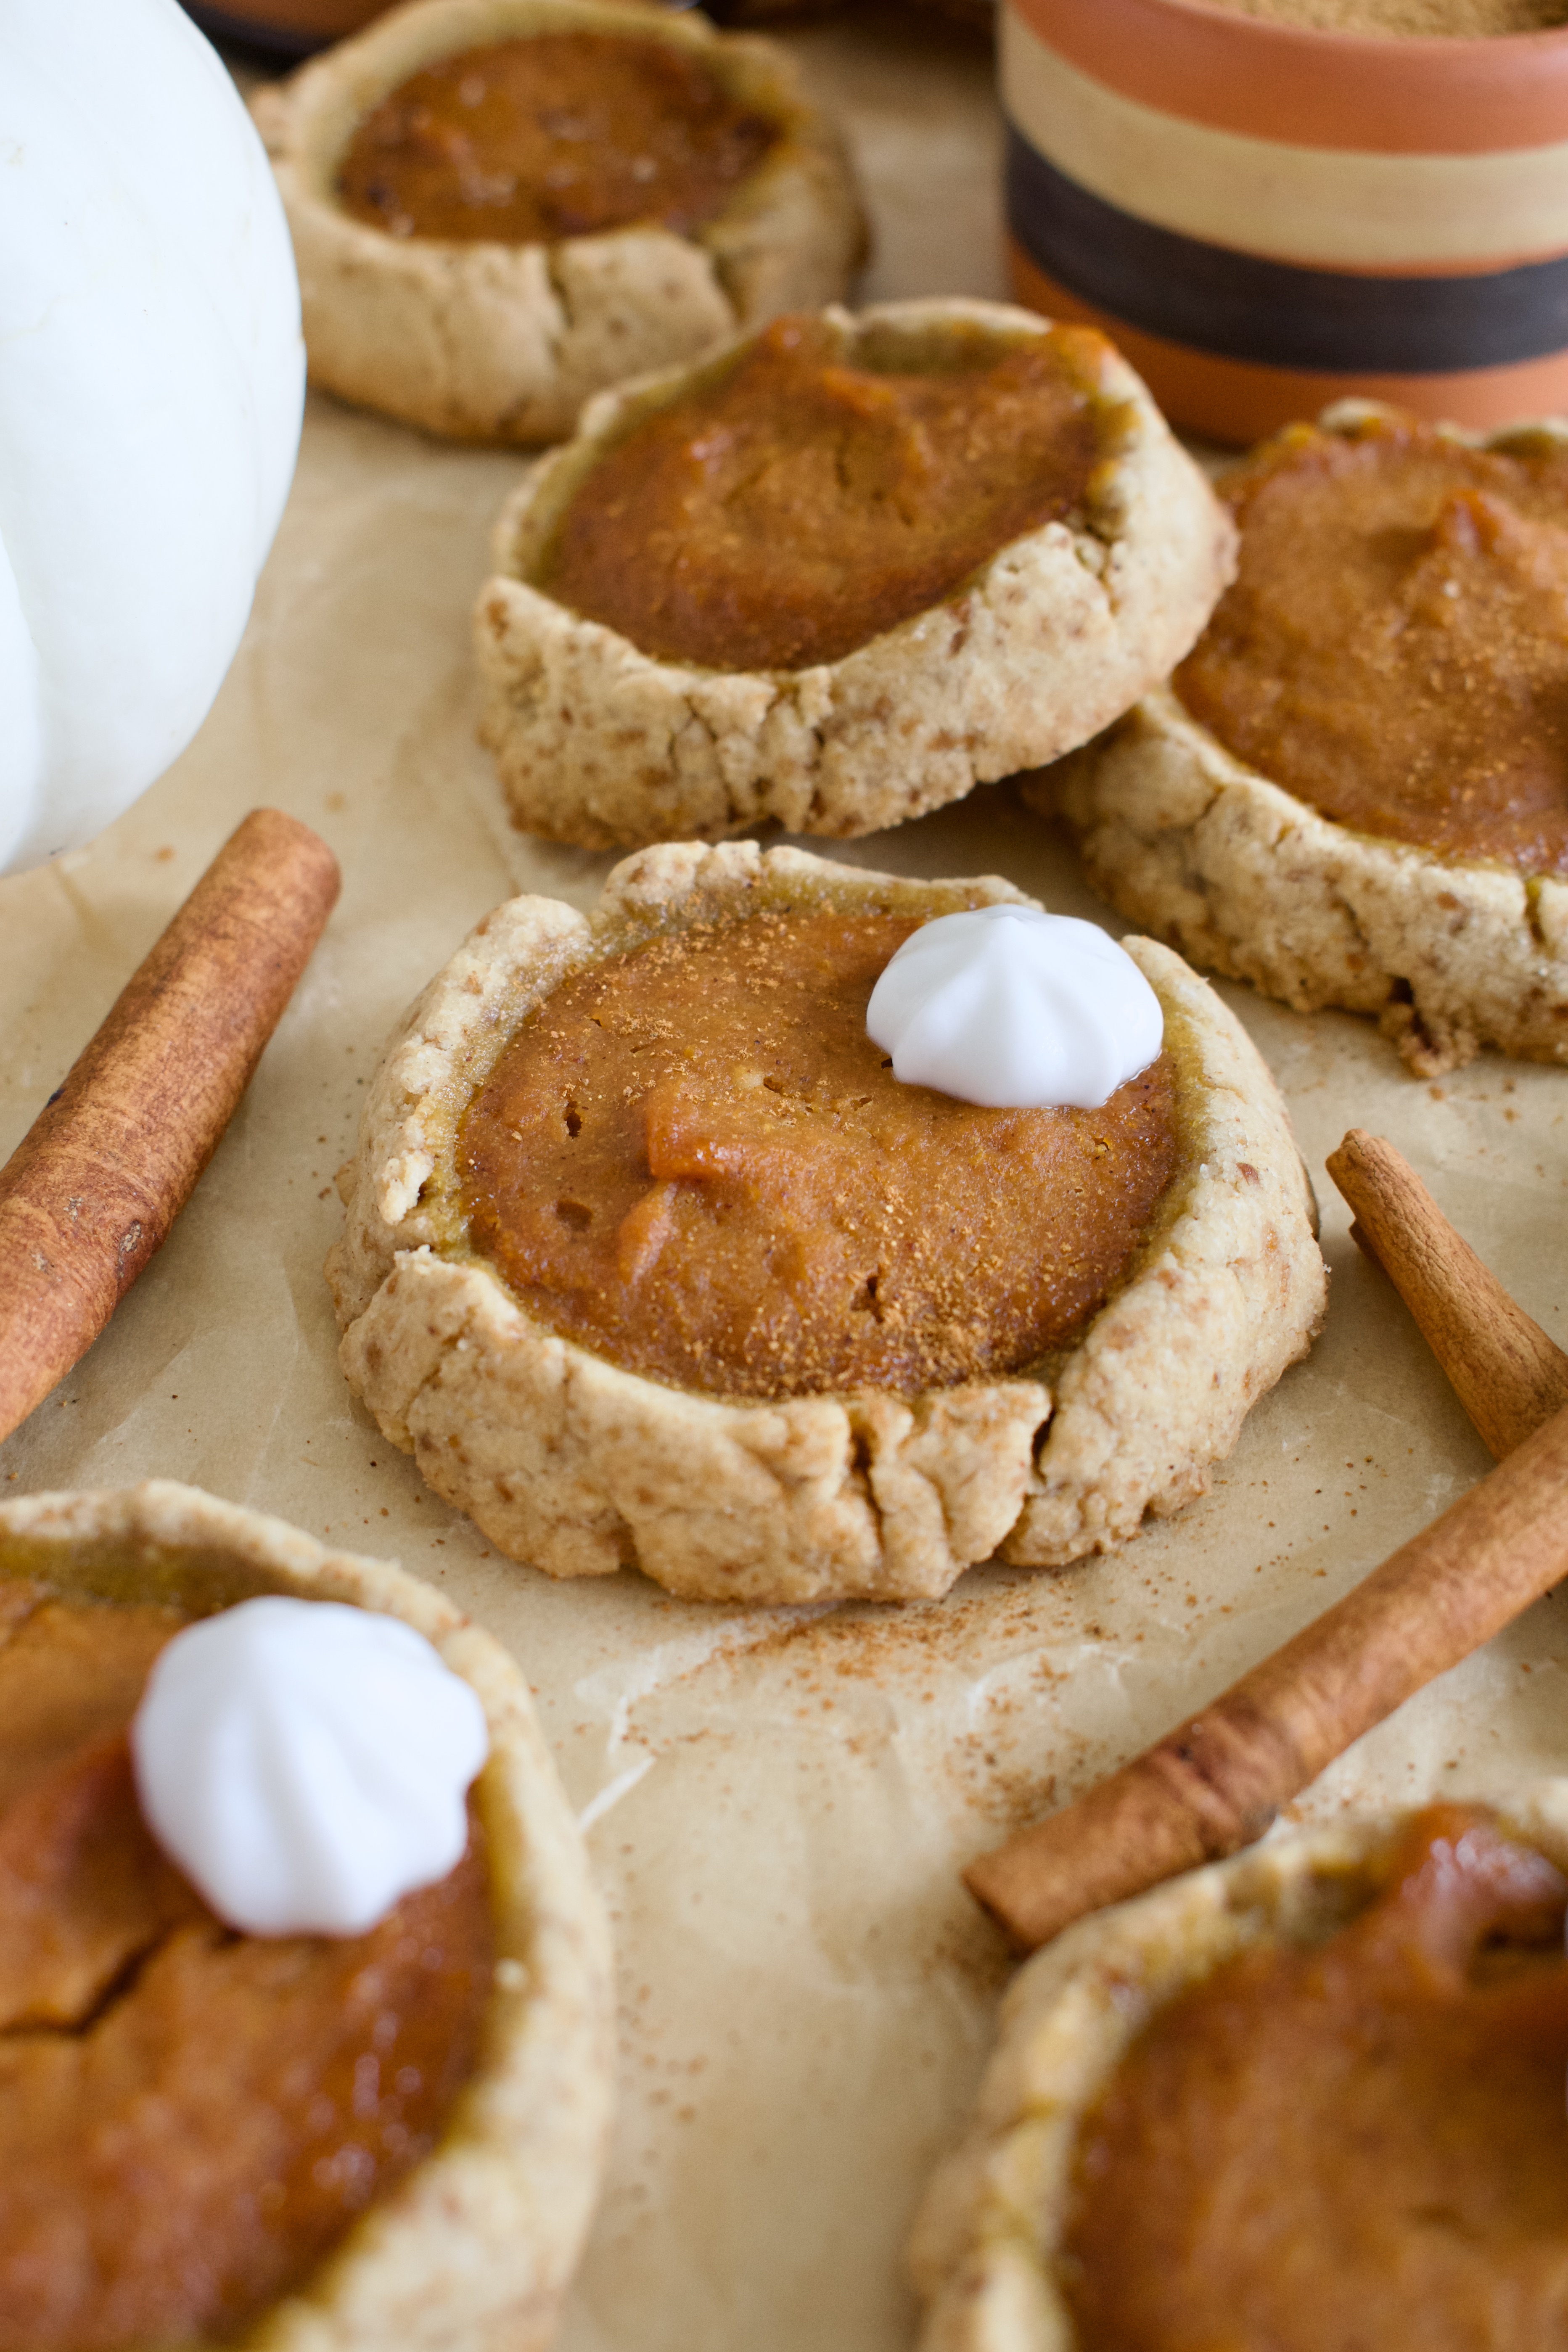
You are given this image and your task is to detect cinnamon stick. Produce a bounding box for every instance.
[966,1391,1568,1952]
[1327,1128,1568,1460]
[0,810,340,1447]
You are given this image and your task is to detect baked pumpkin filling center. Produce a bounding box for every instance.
[337,33,778,245]
[0,1588,492,2352]
[456,903,1178,1401]
[1062,1803,1568,2352]
[537,314,1109,670]
[1176,414,1568,877]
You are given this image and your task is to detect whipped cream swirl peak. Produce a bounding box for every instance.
[131,1596,489,1939]
[865,903,1164,1111]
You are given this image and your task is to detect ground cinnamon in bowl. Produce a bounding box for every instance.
[1203,0,1566,32]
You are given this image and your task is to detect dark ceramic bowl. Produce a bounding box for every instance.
[182,0,394,58]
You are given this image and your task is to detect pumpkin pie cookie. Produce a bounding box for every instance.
[252,0,865,444]
[911,1787,1568,2352]
[327,840,1323,1607]
[1032,405,1568,1076]
[0,1479,612,2352]
[473,299,1233,846]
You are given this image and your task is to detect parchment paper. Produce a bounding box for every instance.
[4,14,1568,2347]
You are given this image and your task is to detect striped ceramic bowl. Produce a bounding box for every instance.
[1001,0,1568,441]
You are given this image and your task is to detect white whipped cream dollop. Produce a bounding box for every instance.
[131,1596,489,1939]
[865,904,1163,1111]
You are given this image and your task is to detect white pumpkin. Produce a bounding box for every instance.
[0,0,304,875]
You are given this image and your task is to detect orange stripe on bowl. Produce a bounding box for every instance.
[1008,0,1568,156]
[1010,242,1568,441]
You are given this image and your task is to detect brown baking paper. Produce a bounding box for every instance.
[3,15,1568,2347]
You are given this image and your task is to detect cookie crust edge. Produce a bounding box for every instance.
[328,840,1323,1607]
[0,1478,613,2352]
[471,299,1236,848]
[252,0,867,445]
[1032,410,1568,1078]
[908,1782,1568,2352]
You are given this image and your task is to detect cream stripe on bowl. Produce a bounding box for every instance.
[1002,11,1568,272]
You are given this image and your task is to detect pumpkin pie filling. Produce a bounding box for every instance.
[1175,414,1568,877]
[0,1591,493,2352]
[337,34,778,244]
[1061,1802,1568,2352]
[456,902,1179,1401]
[537,314,1111,670]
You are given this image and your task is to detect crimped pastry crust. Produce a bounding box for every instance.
[0,1479,613,2352]
[909,1783,1568,2352]
[327,841,1323,1606]
[472,300,1236,848]
[251,0,865,445]
[1031,409,1568,1078]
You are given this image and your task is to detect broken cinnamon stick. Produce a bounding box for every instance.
[1327,1128,1568,1460]
[0,810,340,1447]
[965,1395,1568,1949]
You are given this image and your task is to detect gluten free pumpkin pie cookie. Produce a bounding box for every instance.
[1034,406,1568,1076]
[0,1479,611,2352]
[252,0,865,444]
[327,840,1322,1607]
[472,299,1236,847]
[912,1788,1568,2352]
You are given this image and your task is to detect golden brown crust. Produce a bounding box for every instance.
[252,0,867,446]
[908,1783,1568,2352]
[1032,407,1568,1078]
[471,299,1236,847]
[0,1480,613,2352]
[327,841,1324,1606]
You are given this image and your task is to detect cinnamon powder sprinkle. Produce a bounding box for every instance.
[1177,413,1568,877]
[1202,0,1565,34]
[457,904,1178,1401]
[337,34,776,246]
